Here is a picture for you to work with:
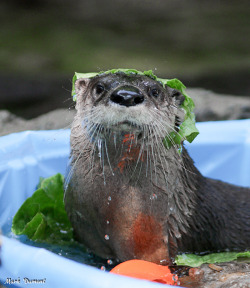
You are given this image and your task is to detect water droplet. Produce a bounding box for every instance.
[98,139,102,158]
[178,146,183,154]
[106,220,110,225]
[169,206,174,212]
[107,259,113,265]
[172,275,178,282]
[101,266,106,271]
[104,234,109,240]
[108,196,111,201]
[150,193,157,200]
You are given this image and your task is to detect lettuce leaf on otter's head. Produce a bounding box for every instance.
[72,69,199,147]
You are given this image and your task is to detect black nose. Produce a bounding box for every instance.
[110,86,144,107]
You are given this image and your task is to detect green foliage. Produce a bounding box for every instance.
[12,174,74,245]
[175,251,250,267]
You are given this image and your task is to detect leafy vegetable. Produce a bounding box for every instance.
[12,173,74,245]
[175,251,250,267]
[71,69,199,147]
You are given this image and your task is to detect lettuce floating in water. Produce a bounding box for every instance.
[71,69,199,147]
[12,173,74,245]
[175,251,250,267]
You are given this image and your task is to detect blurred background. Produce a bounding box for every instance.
[0,0,249,120]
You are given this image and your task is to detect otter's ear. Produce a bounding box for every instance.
[75,78,90,94]
[170,88,185,106]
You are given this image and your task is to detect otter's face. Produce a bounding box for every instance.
[75,73,185,137]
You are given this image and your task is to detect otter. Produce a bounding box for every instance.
[64,72,250,265]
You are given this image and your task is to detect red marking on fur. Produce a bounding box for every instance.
[116,134,144,173]
[123,133,135,143]
[132,213,163,257]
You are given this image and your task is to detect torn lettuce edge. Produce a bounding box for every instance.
[175,251,250,267]
[71,69,199,146]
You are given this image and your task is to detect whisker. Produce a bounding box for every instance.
[64,150,83,199]
[146,110,196,176]
[104,138,114,176]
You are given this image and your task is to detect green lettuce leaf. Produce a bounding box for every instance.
[12,173,74,244]
[175,251,250,267]
[71,69,199,147]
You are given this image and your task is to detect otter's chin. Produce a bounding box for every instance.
[112,121,142,133]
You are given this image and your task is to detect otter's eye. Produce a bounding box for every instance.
[171,90,181,98]
[151,88,159,98]
[95,83,105,94]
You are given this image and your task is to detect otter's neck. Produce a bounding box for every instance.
[71,126,199,199]
[87,130,199,219]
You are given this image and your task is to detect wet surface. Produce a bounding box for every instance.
[175,262,250,288]
[2,218,116,271]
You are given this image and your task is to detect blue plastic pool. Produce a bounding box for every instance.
[0,119,249,288]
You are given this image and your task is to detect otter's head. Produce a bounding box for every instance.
[74,72,185,142]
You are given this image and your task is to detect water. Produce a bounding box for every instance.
[107,259,113,265]
[150,193,157,200]
[2,218,114,270]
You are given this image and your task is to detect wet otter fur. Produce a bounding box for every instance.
[64,72,250,264]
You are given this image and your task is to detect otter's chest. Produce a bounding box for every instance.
[66,161,172,259]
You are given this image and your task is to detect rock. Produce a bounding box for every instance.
[0,109,75,137]
[187,88,250,122]
[180,262,250,288]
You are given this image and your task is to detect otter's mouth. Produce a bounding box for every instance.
[116,120,142,131]
[110,120,142,135]
[117,120,139,127]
